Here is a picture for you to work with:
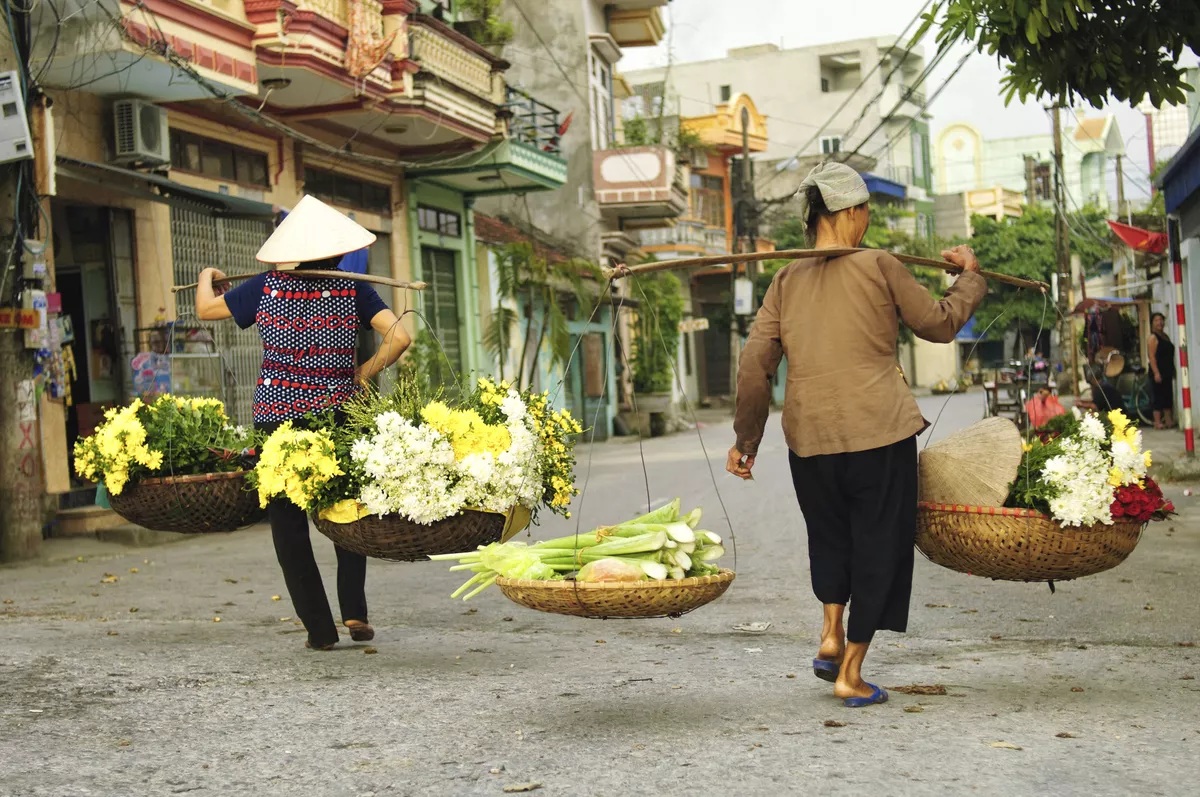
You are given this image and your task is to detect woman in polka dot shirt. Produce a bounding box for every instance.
[197,196,410,651]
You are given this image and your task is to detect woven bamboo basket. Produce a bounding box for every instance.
[494,569,736,619]
[915,502,1144,582]
[313,504,532,562]
[107,471,265,534]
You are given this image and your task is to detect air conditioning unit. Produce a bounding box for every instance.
[113,99,169,166]
[0,71,33,165]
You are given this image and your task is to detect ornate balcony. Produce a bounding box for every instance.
[607,1,667,48]
[31,0,260,100]
[407,86,567,194]
[594,145,688,225]
[245,2,507,153]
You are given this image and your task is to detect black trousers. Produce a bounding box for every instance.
[1153,375,1175,411]
[257,418,367,648]
[788,436,918,644]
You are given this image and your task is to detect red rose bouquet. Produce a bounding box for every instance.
[1110,477,1175,524]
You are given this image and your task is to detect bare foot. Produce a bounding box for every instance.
[833,677,876,700]
[817,631,844,663]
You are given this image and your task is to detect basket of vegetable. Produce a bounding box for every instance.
[251,376,581,561]
[915,409,1171,583]
[74,396,263,534]
[432,499,735,618]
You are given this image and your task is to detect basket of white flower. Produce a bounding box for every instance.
[915,408,1171,583]
[252,376,581,561]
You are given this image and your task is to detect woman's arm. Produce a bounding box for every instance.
[356,309,411,385]
[1148,334,1162,382]
[729,274,784,480]
[879,246,986,343]
[196,268,233,321]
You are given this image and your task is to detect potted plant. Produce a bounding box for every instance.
[452,0,513,49]
[631,272,684,432]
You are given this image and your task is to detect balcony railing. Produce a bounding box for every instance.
[505,86,563,155]
[409,17,501,103]
[879,165,914,186]
[638,224,728,254]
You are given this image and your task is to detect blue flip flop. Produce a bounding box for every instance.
[812,658,840,683]
[842,683,888,708]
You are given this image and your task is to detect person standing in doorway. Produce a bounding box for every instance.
[1148,312,1176,429]
[196,195,410,651]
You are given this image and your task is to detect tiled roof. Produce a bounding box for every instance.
[474,213,572,264]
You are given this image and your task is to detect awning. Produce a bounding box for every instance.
[1107,220,1167,254]
[1158,123,1200,215]
[956,316,981,342]
[860,172,906,200]
[56,156,279,220]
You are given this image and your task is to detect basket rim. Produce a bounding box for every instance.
[313,505,515,526]
[130,471,251,487]
[495,568,736,591]
[918,501,1048,519]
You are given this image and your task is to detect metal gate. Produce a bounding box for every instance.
[170,208,273,426]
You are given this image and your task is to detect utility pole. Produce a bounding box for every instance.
[1051,104,1077,394]
[0,3,44,562]
[1115,153,1126,218]
[1024,155,1037,206]
[729,105,758,400]
[1145,112,1157,197]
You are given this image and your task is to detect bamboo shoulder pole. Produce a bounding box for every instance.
[602,248,1049,292]
[172,269,427,293]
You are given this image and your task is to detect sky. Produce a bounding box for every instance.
[617,0,1200,201]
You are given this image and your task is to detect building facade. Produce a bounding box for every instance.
[21,0,569,528]
[625,36,937,239]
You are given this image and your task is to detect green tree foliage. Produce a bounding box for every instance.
[457,0,514,47]
[482,243,602,390]
[969,204,1112,339]
[631,272,685,394]
[931,1,1198,107]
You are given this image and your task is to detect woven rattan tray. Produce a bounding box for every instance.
[107,471,264,534]
[494,569,736,618]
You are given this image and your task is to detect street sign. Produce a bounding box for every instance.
[678,318,710,333]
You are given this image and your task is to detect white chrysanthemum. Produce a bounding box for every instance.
[1042,436,1114,526]
[1080,414,1106,442]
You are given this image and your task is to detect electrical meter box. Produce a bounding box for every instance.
[0,71,33,165]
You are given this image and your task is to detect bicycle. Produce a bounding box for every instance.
[1114,367,1154,425]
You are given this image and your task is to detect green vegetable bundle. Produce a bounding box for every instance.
[430,498,726,600]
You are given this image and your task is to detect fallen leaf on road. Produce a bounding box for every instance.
[279,617,291,622]
[90,593,99,598]
[212,617,221,623]
[888,684,947,696]
[904,706,924,713]
[671,628,682,634]
[1119,578,1133,583]
[1144,605,1155,611]
[224,579,238,584]
[1055,732,1076,739]
[936,665,952,670]
[743,648,763,654]
[101,576,119,584]
[502,617,513,622]
[990,741,1023,750]
[990,635,1002,640]
[1182,675,1195,680]
[462,608,477,615]
[271,595,281,601]
[502,783,542,793]
[1178,642,1196,648]
[823,720,846,727]
[1071,687,1085,693]
[925,603,952,608]
[128,568,139,574]
[76,557,85,563]
[733,622,771,633]
[2,600,11,605]
[118,740,131,747]
[962,609,979,614]
[595,640,606,644]
[129,608,138,613]
[223,602,235,607]
[107,631,119,636]
[785,673,796,679]
[363,647,378,655]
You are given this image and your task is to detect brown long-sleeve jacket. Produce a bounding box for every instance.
[733,250,987,458]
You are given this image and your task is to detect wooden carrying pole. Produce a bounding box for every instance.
[602,248,1050,292]
[172,270,427,293]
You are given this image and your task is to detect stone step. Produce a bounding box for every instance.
[55,506,127,536]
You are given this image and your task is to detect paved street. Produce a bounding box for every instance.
[2,392,1199,796]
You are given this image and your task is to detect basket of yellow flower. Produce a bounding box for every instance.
[252,377,581,561]
[74,396,263,534]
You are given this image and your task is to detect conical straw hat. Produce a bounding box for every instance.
[919,417,1023,507]
[255,195,376,264]
[1095,347,1125,378]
